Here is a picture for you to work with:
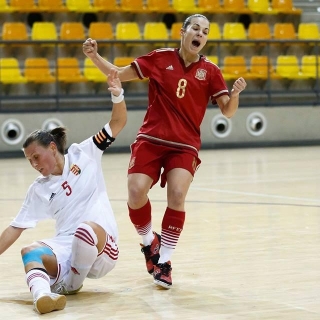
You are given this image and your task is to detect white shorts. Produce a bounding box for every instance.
[39,234,119,286]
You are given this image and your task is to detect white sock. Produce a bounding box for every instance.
[65,223,98,291]
[142,229,155,246]
[25,269,51,300]
[158,246,174,264]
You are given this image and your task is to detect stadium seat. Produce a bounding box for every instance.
[247,0,276,14]
[301,55,320,79]
[198,0,224,13]
[171,22,182,40]
[274,55,303,79]
[66,0,97,12]
[248,56,273,79]
[57,58,86,82]
[146,0,173,13]
[119,0,149,13]
[298,23,320,40]
[223,0,251,14]
[31,22,58,46]
[38,0,67,12]
[273,23,296,40]
[143,22,169,40]
[24,58,55,83]
[172,0,202,13]
[9,0,40,12]
[60,22,86,41]
[206,55,219,65]
[248,23,271,40]
[93,0,121,12]
[113,56,135,67]
[0,0,12,12]
[2,22,28,42]
[208,22,222,41]
[222,56,248,80]
[271,0,302,15]
[223,23,247,41]
[84,58,108,82]
[0,58,27,84]
[88,22,113,43]
[115,22,141,41]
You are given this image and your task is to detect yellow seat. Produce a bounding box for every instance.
[248,23,271,40]
[198,0,224,13]
[60,22,86,41]
[301,55,320,79]
[248,56,272,79]
[222,56,248,80]
[120,0,149,13]
[271,0,302,15]
[84,58,108,82]
[172,0,202,13]
[66,0,97,12]
[31,22,58,42]
[274,55,302,79]
[0,58,27,84]
[208,22,221,41]
[93,0,121,12]
[143,22,169,40]
[0,0,12,12]
[206,55,219,65]
[298,23,319,40]
[38,0,67,12]
[223,23,247,41]
[171,22,182,40]
[2,22,28,42]
[113,56,135,67]
[115,22,141,41]
[146,0,174,13]
[247,0,276,14]
[57,58,86,83]
[223,0,251,14]
[88,22,113,43]
[24,58,55,83]
[273,23,296,40]
[9,0,40,12]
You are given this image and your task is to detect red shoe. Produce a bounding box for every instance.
[140,232,161,274]
[153,261,172,289]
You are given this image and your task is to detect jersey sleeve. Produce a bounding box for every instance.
[209,65,229,105]
[10,183,47,229]
[131,49,158,79]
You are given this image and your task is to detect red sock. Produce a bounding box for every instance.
[161,207,185,249]
[128,199,152,236]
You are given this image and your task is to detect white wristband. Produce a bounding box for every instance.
[111,88,124,103]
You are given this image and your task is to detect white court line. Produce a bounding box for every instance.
[190,187,320,204]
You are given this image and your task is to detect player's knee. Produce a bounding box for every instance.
[74,222,98,246]
[168,189,185,208]
[21,245,54,266]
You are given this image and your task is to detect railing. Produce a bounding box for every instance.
[0,39,319,113]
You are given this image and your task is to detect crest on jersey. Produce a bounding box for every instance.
[70,164,81,175]
[195,68,207,80]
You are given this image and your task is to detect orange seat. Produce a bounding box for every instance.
[9,0,40,12]
[113,56,135,67]
[60,22,86,41]
[171,22,182,40]
[273,23,296,40]
[0,58,27,84]
[24,58,55,83]
[38,0,67,12]
[271,0,302,15]
[198,0,224,13]
[223,0,251,14]
[93,0,121,12]
[248,23,272,40]
[88,22,113,46]
[248,56,273,79]
[222,56,248,80]
[146,0,174,13]
[2,22,28,42]
[120,0,149,13]
[57,58,86,82]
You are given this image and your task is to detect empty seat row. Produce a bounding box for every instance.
[3,22,319,44]
[0,0,302,15]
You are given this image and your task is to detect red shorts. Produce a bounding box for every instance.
[128,139,201,188]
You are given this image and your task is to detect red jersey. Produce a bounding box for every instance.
[131,48,229,154]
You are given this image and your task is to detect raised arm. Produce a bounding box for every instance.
[107,68,127,138]
[83,38,138,82]
[0,225,25,255]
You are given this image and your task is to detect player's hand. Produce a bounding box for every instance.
[82,38,98,59]
[231,77,247,96]
[107,68,122,97]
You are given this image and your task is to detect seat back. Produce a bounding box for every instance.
[223,0,247,11]
[247,0,270,12]
[89,22,113,40]
[93,0,119,11]
[248,23,271,40]
[171,22,182,40]
[60,22,86,40]
[84,58,108,82]
[38,0,67,11]
[198,0,222,11]
[143,22,168,40]
[276,55,300,78]
[31,22,58,41]
[146,0,172,12]
[298,23,319,40]
[115,22,141,40]
[208,22,221,40]
[223,23,247,40]
[24,58,55,82]
[120,0,145,11]
[0,58,26,83]
[206,55,219,65]
[114,56,135,67]
[66,0,93,11]
[57,58,84,82]
[273,23,296,40]
[249,56,270,78]
[172,0,197,12]
[0,0,12,12]
[2,22,28,41]
[272,0,292,11]
[223,56,247,76]
[301,55,319,78]
[9,0,37,11]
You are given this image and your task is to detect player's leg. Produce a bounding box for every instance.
[21,242,66,314]
[127,140,162,274]
[52,222,104,294]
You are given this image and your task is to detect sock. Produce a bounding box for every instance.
[128,199,154,246]
[26,268,51,300]
[64,223,98,291]
[159,207,185,264]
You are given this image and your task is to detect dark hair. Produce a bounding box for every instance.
[182,14,209,30]
[23,127,67,154]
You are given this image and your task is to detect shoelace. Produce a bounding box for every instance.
[158,263,171,276]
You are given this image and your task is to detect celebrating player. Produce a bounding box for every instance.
[83,14,247,289]
[0,69,126,314]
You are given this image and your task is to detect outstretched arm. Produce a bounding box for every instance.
[217,77,247,118]
[83,38,138,82]
[0,226,25,255]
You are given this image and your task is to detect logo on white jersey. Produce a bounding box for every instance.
[166,65,174,70]
[70,164,81,175]
[195,68,207,80]
[49,193,56,202]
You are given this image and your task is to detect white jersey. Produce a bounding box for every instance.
[11,134,118,242]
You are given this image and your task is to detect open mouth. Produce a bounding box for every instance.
[192,40,201,47]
